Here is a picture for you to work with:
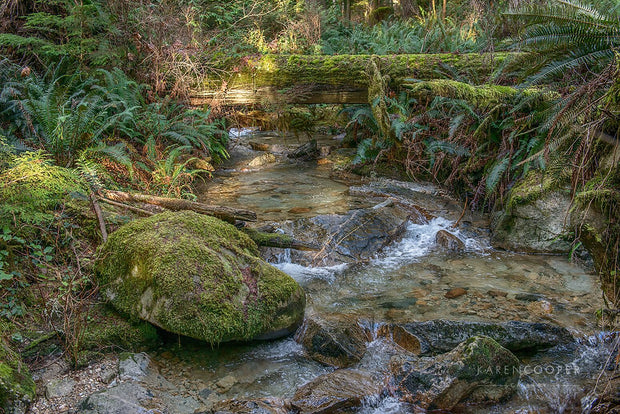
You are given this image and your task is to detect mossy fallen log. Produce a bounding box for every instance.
[192,53,520,105]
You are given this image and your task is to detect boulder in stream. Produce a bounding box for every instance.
[291,369,383,413]
[95,211,306,344]
[435,229,465,251]
[295,315,368,368]
[391,336,520,410]
[383,320,574,355]
[267,203,411,266]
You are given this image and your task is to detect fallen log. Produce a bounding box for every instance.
[101,190,257,223]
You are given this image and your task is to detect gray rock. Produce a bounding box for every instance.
[79,382,159,414]
[391,336,520,410]
[45,377,76,399]
[291,369,383,413]
[119,353,150,381]
[491,190,573,253]
[388,320,574,355]
[295,315,368,368]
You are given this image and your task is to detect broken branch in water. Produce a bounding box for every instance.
[101,189,257,223]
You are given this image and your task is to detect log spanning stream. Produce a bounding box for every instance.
[149,129,615,413]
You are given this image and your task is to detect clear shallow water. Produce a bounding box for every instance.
[157,129,613,413]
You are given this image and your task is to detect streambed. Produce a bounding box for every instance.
[157,129,614,413]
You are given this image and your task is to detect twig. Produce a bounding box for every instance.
[452,195,468,229]
[90,192,108,242]
[98,197,155,217]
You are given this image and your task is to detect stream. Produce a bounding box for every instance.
[155,129,615,413]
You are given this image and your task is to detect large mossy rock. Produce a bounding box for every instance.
[0,340,36,413]
[491,171,573,253]
[391,336,519,410]
[94,211,305,344]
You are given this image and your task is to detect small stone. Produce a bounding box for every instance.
[215,375,237,393]
[515,293,546,302]
[487,290,508,297]
[248,153,276,167]
[527,300,554,316]
[99,366,117,384]
[319,146,332,157]
[435,230,465,251]
[445,288,467,299]
[249,141,270,151]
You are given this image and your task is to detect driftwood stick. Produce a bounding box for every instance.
[90,192,108,242]
[102,190,257,223]
[99,198,155,217]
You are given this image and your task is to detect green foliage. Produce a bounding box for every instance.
[506,0,620,84]
[321,16,484,55]
[0,0,120,67]
[0,151,87,228]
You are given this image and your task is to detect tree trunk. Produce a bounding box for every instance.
[101,190,257,223]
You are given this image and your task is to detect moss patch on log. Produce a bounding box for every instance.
[201,53,518,91]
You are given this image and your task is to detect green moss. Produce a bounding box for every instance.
[204,53,519,90]
[0,340,35,411]
[506,169,569,211]
[0,151,87,229]
[81,305,159,352]
[404,79,556,110]
[94,211,305,344]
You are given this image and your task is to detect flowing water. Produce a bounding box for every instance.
[155,129,616,413]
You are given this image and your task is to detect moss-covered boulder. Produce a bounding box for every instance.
[0,340,36,413]
[491,170,573,253]
[94,211,305,344]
